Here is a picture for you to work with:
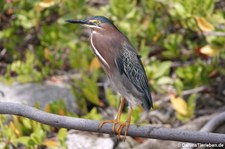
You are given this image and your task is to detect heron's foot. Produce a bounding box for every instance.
[99,98,131,141]
[116,121,130,141]
[99,119,130,141]
[99,119,121,133]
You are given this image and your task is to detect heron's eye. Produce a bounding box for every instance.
[91,20,101,25]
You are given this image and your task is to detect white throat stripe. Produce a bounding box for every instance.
[90,34,110,69]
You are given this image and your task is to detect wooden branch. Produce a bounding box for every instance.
[201,112,225,132]
[0,102,225,144]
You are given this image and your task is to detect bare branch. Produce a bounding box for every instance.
[0,102,225,144]
[201,112,225,132]
[156,86,208,106]
[202,31,225,37]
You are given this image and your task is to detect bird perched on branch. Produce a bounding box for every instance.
[66,16,153,141]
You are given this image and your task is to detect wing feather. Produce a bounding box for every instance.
[115,44,153,110]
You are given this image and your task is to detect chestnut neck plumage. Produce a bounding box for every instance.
[89,23,127,77]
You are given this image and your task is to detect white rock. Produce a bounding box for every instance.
[0,82,77,111]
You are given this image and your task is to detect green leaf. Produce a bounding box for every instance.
[174,79,183,95]
[187,94,197,116]
[81,75,101,106]
[82,107,102,120]
[153,61,171,79]
[170,3,187,19]
[57,128,67,141]
[30,128,45,144]
[106,89,118,108]
[15,136,30,145]
[21,118,32,129]
[28,139,35,146]
[157,76,172,85]
[82,88,100,106]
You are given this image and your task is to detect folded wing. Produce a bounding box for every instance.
[115,43,153,111]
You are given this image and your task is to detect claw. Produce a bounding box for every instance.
[98,98,132,141]
[99,119,120,133]
[116,121,130,141]
[99,119,131,141]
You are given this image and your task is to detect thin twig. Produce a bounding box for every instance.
[156,86,208,106]
[202,31,225,37]
[0,102,224,143]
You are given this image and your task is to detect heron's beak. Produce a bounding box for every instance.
[65,19,102,29]
[65,19,87,24]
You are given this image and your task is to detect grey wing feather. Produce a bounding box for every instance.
[115,44,153,110]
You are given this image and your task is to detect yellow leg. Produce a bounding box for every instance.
[99,98,132,141]
[99,97,126,132]
[116,107,132,141]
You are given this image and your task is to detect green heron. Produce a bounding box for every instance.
[66,16,153,140]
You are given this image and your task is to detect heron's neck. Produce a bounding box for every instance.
[90,31,110,69]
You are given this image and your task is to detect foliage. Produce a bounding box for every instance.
[170,94,197,121]
[2,51,49,84]
[71,72,102,114]
[0,100,68,148]
[0,0,224,148]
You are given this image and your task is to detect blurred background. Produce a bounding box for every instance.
[0,0,225,148]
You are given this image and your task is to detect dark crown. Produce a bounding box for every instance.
[91,16,113,24]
